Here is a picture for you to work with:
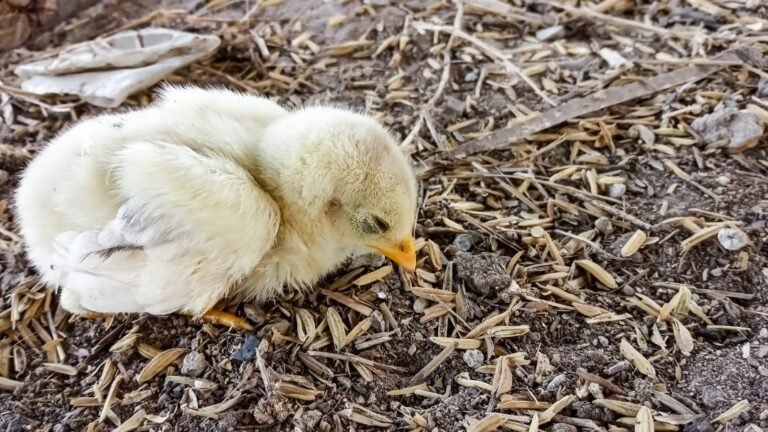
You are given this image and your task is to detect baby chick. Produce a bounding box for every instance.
[15,85,417,328]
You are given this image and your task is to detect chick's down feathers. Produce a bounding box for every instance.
[15,85,417,317]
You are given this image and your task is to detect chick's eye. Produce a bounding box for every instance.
[361,215,389,235]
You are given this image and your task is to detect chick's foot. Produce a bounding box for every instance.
[199,309,254,331]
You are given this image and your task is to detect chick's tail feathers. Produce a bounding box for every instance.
[52,229,148,315]
[51,224,230,317]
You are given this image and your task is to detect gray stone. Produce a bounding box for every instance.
[181,351,207,377]
[536,25,565,41]
[691,108,765,152]
[463,349,484,369]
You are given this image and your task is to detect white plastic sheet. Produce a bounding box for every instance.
[15,28,220,108]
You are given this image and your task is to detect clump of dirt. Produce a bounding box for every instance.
[454,252,512,296]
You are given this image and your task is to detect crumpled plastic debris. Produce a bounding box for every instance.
[14,28,220,108]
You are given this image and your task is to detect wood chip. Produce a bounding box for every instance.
[713,399,750,424]
[636,406,655,432]
[576,260,618,289]
[342,318,371,348]
[0,376,22,391]
[387,383,430,396]
[486,325,530,338]
[430,337,482,350]
[42,363,78,376]
[468,413,505,432]
[338,404,393,428]
[275,381,322,401]
[621,230,648,257]
[137,348,186,384]
[353,266,393,286]
[671,318,694,356]
[320,289,374,316]
[620,339,656,378]
[326,307,348,351]
[540,395,577,423]
[466,311,510,339]
[113,409,146,432]
[595,398,646,416]
[409,343,457,385]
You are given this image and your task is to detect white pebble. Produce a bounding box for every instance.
[181,351,208,377]
[717,227,749,251]
[413,298,428,313]
[463,349,484,369]
[595,217,613,235]
[608,183,626,198]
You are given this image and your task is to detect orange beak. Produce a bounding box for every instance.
[368,235,416,272]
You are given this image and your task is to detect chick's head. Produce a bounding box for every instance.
[265,106,418,271]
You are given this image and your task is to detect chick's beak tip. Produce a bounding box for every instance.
[369,235,416,272]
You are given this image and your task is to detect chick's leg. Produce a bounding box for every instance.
[201,310,254,331]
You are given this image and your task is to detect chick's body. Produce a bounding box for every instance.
[16,86,417,317]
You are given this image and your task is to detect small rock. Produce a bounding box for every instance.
[5,418,23,432]
[443,95,466,115]
[217,412,241,430]
[691,108,765,152]
[296,409,323,431]
[683,415,714,432]
[597,336,610,347]
[621,285,635,296]
[453,233,474,252]
[232,335,260,362]
[0,170,9,187]
[608,183,626,198]
[464,71,478,82]
[413,298,428,313]
[715,175,731,185]
[463,349,484,369]
[709,268,723,277]
[699,385,727,409]
[758,76,768,98]
[547,424,577,432]
[536,25,565,41]
[595,217,614,235]
[604,360,630,375]
[759,328,768,340]
[717,227,749,251]
[571,400,614,422]
[598,47,632,68]
[546,373,568,390]
[756,346,768,359]
[629,124,656,145]
[181,351,208,377]
[370,310,386,332]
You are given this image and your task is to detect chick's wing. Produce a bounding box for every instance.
[52,140,281,315]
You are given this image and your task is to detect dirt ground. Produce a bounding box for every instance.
[0,0,767,431]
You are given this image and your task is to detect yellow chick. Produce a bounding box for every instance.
[15,85,417,328]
